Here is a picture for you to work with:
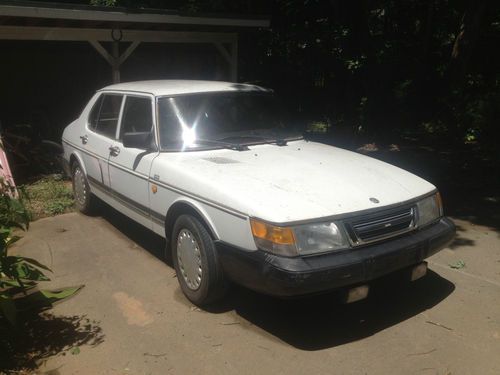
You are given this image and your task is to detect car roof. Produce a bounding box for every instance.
[99,80,271,96]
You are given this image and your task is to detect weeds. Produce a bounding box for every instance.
[24,175,74,220]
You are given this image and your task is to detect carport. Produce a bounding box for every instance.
[0,1,269,184]
[0,1,269,83]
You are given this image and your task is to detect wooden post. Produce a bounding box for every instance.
[112,41,120,83]
[214,40,238,82]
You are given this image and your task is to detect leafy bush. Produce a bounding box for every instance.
[0,177,81,325]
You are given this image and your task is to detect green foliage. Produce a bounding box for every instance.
[238,0,500,143]
[307,121,330,134]
[0,185,30,231]
[90,0,116,6]
[25,175,74,219]
[0,178,81,325]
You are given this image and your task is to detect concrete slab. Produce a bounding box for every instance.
[11,210,500,375]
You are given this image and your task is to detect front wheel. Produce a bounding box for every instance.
[172,215,227,306]
[71,163,97,214]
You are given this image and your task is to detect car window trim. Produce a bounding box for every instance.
[117,94,155,141]
[106,92,158,150]
[86,93,125,140]
[87,93,104,131]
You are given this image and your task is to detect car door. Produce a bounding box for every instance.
[108,94,158,229]
[80,93,124,189]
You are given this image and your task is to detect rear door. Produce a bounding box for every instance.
[108,94,158,228]
[81,93,124,189]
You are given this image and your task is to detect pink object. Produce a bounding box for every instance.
[0,138,16,192]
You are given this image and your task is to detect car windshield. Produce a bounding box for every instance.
[157,92,302,151]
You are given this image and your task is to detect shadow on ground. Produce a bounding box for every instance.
[205,270,454,350]
[0,313,104,373]
[99,205,171,265]
[98,205,455,351]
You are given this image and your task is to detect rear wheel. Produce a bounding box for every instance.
[172,214,227,306]
[71,163,97,214]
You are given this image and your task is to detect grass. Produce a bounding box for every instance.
[24,175,74,220]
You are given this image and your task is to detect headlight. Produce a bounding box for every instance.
[250,219,348,257]
[416,192,443,227]
[293,222,348,255]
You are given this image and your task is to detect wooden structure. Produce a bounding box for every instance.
[0,1,269,82]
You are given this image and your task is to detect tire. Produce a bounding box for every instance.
[172,214,227,306]
[71,163,97,214]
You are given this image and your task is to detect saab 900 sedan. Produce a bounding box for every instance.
[62,80,455,305]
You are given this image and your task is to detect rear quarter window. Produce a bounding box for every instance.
[88,94,103,131]
[89,94,123,138]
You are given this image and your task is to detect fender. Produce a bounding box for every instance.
[68,149,87,176]
[166,197,220,240]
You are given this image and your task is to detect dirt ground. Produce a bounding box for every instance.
[7,208,500,375]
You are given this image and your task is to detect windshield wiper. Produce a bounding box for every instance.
[193,139,249,151]
[216,135,294,146]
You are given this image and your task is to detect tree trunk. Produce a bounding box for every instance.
[450,0,491,81]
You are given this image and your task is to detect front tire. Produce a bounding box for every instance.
[71,163,97,214]
[172,214,227,306]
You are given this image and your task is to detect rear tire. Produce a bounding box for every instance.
[71,163,97,214]
[172,214,227,306]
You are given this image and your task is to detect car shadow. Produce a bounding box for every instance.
[205,270,455,351]
[97,203,456,351]
[98,202,172,266]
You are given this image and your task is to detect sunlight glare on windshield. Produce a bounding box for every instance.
[168,97,198,149]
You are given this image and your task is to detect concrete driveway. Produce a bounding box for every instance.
[11,209,500,375]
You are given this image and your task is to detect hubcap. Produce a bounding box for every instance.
[177,229,202,290]
[73,167,87,205]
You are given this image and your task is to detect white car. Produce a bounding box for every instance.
[62,80,455,305]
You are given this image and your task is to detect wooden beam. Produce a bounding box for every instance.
[88,40,114,66]
[0,25,237,44]
[0,4,270,28]
[214,41,238,82]
[89,40,141,83]
[111,41,120,83]
[214,43,231,64]
[118,41,140,65]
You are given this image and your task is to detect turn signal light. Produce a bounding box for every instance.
[250,219,296,245]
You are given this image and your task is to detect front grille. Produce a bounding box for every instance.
[344,206,415,245]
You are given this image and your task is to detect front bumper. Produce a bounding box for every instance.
[216,217,455,297]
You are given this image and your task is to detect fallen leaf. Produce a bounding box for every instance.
[70,347,80,355]
[449,260,466,269]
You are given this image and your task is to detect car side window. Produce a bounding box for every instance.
[119,96,153,140]
[95,94,123,138]
[88,95,103,131]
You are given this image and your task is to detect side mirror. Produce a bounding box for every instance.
[122,132,153,150]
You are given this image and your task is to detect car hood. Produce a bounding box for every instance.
[153,140,436,223]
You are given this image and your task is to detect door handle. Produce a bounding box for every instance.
[109,146,120,156]
[80,135,88,144]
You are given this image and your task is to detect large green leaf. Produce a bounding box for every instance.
[2,257,50,281]
[19,256,52,272]
[15,285,84,311]
[40,286,83,300]
[0,278,37,293]
[5,234,21,248]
